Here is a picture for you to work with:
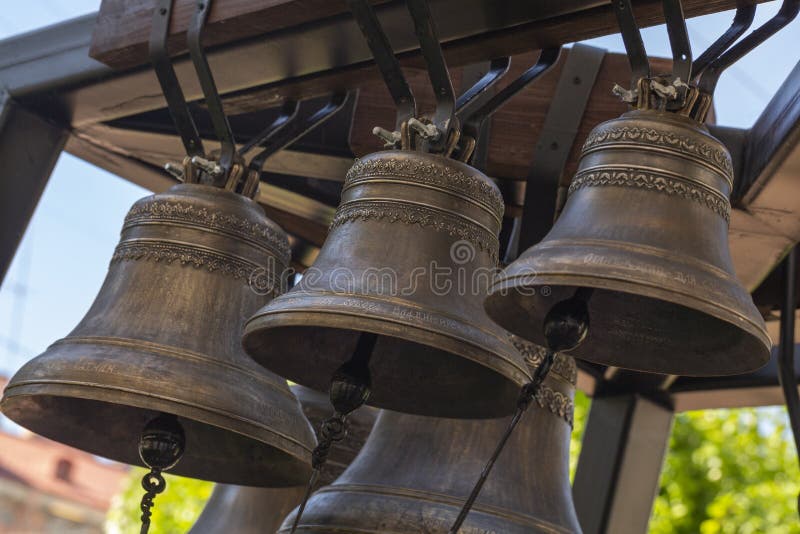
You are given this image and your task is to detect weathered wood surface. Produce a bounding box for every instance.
[90,0,388,70]
[90,0,765,74]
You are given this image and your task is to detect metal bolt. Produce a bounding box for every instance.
[407,118,441,141]
[372,126,402,147]
[164,162,185,181]
[190,156,223,177]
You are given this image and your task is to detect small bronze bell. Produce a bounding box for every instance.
[0,183,316,486]
[243,150,530,418]
[281,340,580,533]
[189,385,377,534]
[486,83,770,376]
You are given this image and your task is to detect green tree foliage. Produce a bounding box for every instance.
[105,468,213,534]
[650,407,800,534]
[105,399,799,533]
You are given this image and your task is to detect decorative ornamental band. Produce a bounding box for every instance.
[535,384,574,427]
[125,199,291,262]
[569,168,731,223]
[345,157,505,221]
[111,241,283,297]
[509,336,578,385]
[330,200,500,264]
[581,125,734,182]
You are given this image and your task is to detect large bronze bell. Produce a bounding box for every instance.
[281,339,580,533]
[486,90,771,376]
[190,385,376,533]
[0,183,316,485]
[243,150,530,417]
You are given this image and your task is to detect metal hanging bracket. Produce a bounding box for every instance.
[454,48,561,164]
[613,0,694,110]
[150,0,349,199]
[697,0,800,98]
[348,0,465,156]
[242,93,350,198]
[186,0,237,184]
[149,0,205,161]
[691,3,756,77]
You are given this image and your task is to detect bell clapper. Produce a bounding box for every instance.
[137,413,186,534]
[449,289,591,533]
[290,332,376,533]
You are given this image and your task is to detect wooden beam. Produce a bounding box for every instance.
[80,0,768,129]
[90,0,388,71]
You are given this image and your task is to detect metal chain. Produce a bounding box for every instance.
[139,468,166,534]
[290,412,349,533]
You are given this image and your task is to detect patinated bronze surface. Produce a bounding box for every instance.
[190,385,376,533]
[487,95,771,376]
[282,341,580,534]
[243,150,530,418]
[0,183,316,486]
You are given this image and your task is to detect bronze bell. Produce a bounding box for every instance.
[0,183,316,486]
[281,339,580,533]
[190,385,376,533]
[486,87,771,376]
[243,150,530,418]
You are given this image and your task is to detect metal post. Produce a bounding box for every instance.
[573,393,674,534]
[0,93,67,284]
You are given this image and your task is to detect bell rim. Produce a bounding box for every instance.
[244,297,531,383]
[280,483,577,534]
[487,270,771,376]
[0,382,314,486]
[243,297,531,418]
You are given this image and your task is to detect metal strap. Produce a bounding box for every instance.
[455,58,511,123]
[347,0,415,129]
[692,3,756,77]
[459,48,560,158]
[514,44,606,257]
[699,0,800,94]
[187,0,236,177]
[614,0,650,85]
[406,0,456,152]
[240,100,300,157]
[662,0,692,83]
[248,93,349,173]
[148,0,204,158]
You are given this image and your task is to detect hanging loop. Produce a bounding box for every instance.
[148,0,204,159]
[698,0,800,95]
[692,3,756,77]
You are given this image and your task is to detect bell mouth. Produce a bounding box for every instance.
[0,388,311,487]
[243,306,528,419]
[486,276,771,377]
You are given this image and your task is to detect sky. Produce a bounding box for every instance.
[0,2,798,385]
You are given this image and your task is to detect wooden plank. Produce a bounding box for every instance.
[90,0,763,73]
[90,0,387,70]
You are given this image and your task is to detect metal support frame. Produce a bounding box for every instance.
[516,44,605,254]
[0,93,67,284]
[573,394,675,534]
